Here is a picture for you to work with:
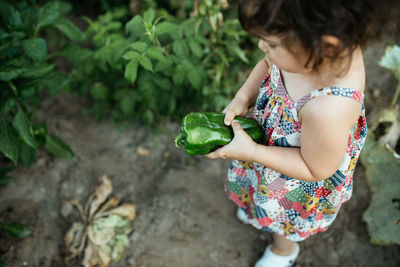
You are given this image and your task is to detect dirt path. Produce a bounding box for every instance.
[1,39,400,267]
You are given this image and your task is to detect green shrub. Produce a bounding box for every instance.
[0,1,77,176]
[65,1,262,125]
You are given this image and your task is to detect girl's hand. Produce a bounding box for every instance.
[205,120,256,161]
[223,95,250,126]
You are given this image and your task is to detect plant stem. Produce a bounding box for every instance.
[391,80,400,107]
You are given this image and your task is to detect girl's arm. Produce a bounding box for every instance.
[223,59,270,125]
[207,95,361,182]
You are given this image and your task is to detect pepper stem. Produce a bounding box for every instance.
[174,132,186,147]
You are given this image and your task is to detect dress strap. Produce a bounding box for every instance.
[294,87,364,113]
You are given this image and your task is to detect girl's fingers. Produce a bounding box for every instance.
[231,120,244,133]
[224,111,235,126]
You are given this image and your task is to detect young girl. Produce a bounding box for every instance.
[206,0,395,266]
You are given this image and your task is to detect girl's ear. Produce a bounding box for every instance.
[321,35,341,57]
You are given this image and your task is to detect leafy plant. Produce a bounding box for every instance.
[361,44,400,245]
[0,1,77,169]
[65,2,260,126]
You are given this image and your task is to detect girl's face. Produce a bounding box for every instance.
[258,35,312,73]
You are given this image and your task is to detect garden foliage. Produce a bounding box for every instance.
[66,0,260,124]
[0,0,76,180]
[361,45,400,245]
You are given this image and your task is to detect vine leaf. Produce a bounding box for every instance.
[361,134,400,245]
[3,222,32,238]
[0,118,19,164]
[12,107,37,149]
[45,134,75,158]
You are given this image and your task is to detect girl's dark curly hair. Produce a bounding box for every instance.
[239,0,397,71]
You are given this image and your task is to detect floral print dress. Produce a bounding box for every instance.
[226,64,367,242]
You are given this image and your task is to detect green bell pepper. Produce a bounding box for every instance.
[174,112,265,155]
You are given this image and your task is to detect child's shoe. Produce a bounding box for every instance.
[236,208,251,224]
[255,243,300,267]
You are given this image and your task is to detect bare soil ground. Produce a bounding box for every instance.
[1,39,400,267]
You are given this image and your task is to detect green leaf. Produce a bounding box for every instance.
[379,45,400,76]
[58,43,92,62]
[188,39,203,58]
[143,9,155,24]
[146,47,166,62]
[20,63,54,78]
[139,56,153,72]
[54,17,84,41]
[361,134,400,245]
[4,223,32,238]
[155,22,177,35]
[0,118,19,164]
[33,124,47,148]
[125,15,144,36]
[0,68,25,82]
[230,44,249,63]
[188,67,203,90]
[154,56,174,72]
[172,40,189,58]
[122,51,140,61]
[21,38,47,62]
[37,2,60,29]
[0,165,15,187]
[124,60,139,83]
[45,135,74,158]
[173,65,185,85]
[130,42,148,53]
[120,96,135,116]
[12,107,36,149]
[90,83,108,101]
[19,141,37,168]
[58,1,72,16]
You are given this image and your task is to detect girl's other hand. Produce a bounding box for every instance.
[205,120,256,161]
[223,96,250,126]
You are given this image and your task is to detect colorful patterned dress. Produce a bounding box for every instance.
[226,64,367,242]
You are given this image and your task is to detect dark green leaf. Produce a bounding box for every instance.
[0,175,13,187]
[37,2,60,29]
[173,65,185,85]
[58,44,92,62]
[45,135,74,158]
[20,63,54,78]
[146,47,166,62]
[154,56,174,72]
[0,68,25,82]
[0,118,19,164]
[188,39,203,58]
[33,124,47,148]
[4,223,32,238]
[38,71,70,96]
[58,1,72,16]
[130,42,148,53]
[172,40,189,58]
[152,76,172,90]
[12,107,36,149]
[188,67,203,90]
[54,17,84,41]
[139,56,153,72]
[90,83,108,101]
[120,96,135,116]
[19,141,37,168]
[21,38,47,62]
[124,60,139,83]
